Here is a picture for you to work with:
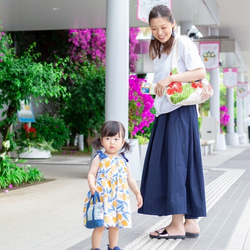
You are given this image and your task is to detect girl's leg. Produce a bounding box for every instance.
[184,218,200,234]
[91,226,105,249]
[108,227,119,249]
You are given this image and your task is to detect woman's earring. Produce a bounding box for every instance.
[172,30,175,37]
[151,35,155,40]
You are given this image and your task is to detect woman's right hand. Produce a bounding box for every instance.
[155,76,172,97]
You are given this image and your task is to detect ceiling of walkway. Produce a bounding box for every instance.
[1,0,250,79]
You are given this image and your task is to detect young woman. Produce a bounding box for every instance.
[138,5,207,240]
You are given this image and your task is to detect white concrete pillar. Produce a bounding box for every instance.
[105,0,129,137]
[105,0,142,181]
[210,67,226,150]
[225,87,239,145]
[210,68,220,133]
[209,28,226,150]
[237,73,248,143]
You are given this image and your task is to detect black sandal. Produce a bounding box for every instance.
[185,232,199,238]
[149,227,185,240]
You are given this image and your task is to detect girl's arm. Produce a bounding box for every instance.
[87,155,100,195]
[156,67,206,97]
[127,166,143,208]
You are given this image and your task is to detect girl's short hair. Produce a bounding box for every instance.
[92,121,130,153]
[148,4,176,60]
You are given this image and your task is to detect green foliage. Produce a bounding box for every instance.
[135,109,155,141]
[0,24,68,147]
[61,61,105,137]
[219,82,227,106]
[0,146,44,189]
[5,132,18,152]
[198,117,202,135]
[135,135,149,145]
[32,114,70,150]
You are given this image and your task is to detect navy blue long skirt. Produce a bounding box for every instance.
[138,105,206,218]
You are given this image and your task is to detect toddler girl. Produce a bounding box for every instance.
[83,120,143,250]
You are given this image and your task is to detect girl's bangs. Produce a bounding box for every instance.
[102,123,121,137]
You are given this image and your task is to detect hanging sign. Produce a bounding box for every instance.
[223,68,237,88]
[137,0,172,23]
[237,82,248,98]
[199,42,220,71]
[17,100,35,122]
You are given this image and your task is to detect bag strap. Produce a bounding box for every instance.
[86,191,101,210]
[93,191,101,203]
[171,36,180,71]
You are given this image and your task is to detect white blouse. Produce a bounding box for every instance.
[153,35,205,116]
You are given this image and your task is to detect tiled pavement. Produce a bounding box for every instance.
[0,144,250,250]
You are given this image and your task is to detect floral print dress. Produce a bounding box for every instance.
[83,151,132,228]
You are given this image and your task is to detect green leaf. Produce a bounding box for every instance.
[170,84,195,104]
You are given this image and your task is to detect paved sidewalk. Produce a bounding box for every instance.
[0,144,250,250]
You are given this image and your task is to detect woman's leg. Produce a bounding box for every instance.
[184,218,200,234]
[166,214,185,235]
[91,226,105,249]
[150,214,185,237]
[108,227,119,249]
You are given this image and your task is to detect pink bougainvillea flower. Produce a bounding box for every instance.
[220,105,228,113]
[220,105,230,133]
[167,82,183,95]
[9,185,13,189]
[129,75,155,137]
[68,27,139,72]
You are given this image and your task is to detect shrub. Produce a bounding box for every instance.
[32,114,70,150]
[129,75,155,138]
[0,142,44,189]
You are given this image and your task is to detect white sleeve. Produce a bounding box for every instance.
[178,35,205,71]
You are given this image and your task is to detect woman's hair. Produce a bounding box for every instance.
[148,5,176,60]
[92,120,130,153]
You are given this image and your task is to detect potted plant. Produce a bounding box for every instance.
[135,134,150,168]
[16,124,55,158]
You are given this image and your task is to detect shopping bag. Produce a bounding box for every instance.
[85,192,104,229]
